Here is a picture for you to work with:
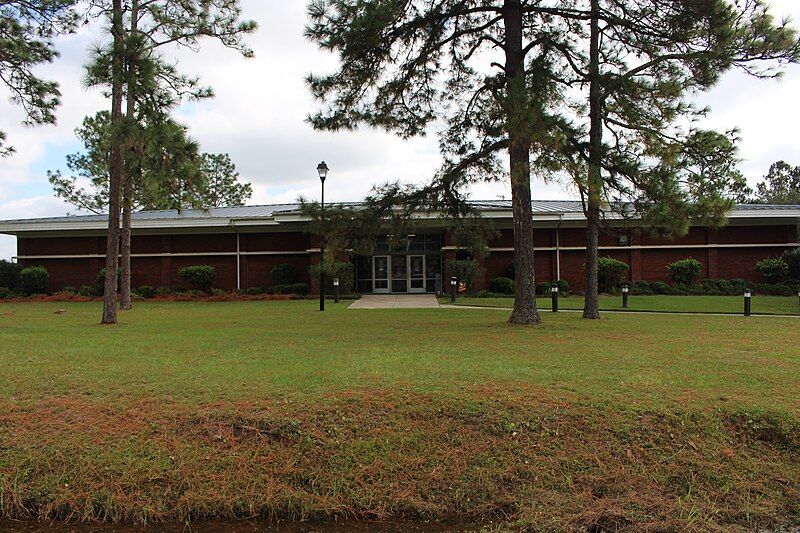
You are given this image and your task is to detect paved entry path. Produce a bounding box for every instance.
[349,294,441,309]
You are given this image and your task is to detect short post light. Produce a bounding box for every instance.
[317,161,328,312]
[551,281,559,313]
[744,290,752,317]
[622,283,630,309]
[450,276,458,303]
[333,277,340,304]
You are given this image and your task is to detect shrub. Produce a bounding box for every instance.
[270,263,298,286]
[246,287,265,295]
[446,259,480,292]
[156,286,173,296]
[755,258,789,284]
[0,287,11,299]
[290,282,309,295]
[785,248,800,280]
[667,258,703,285]
[649,280,670,294]
[758,283,796,296]
[271,283,309,295]
[535,282,551,296]
[0,260,22,290]
[61,286,77,294]
[597,257,630,293]
[20,266,49,295]
[488,277,515,295]
[178,265,216,293]
[79,285,98,298]
[730,278,748,294]
[556,279,570,295]
[136,285,156,299]
[309,261,355,294]
[633,280,653,295]
[668,282,689,295]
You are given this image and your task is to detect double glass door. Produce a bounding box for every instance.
[372,255,427,293]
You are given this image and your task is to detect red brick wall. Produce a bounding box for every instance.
[15,223,798,292]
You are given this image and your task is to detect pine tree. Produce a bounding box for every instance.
[306,0,578,325]
[753,161,800,205]
[198,154,253,208]
[0,1,77,156]
[84,0,256,320]
[548,0,800,318]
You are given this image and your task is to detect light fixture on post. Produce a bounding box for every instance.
[317,161,329,312]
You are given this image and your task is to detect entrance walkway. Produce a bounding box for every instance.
[349,294,441,309]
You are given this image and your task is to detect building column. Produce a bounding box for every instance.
[160,235,171,287]
[707,228,719,279]
[629,233,642,281]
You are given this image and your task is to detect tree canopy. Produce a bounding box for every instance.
[752,161,800,205]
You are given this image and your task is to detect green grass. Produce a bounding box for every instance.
[0,301,799,528]
[0,300,798,411]
[443,294,800,315]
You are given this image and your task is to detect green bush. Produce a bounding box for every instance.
[556,279,570,295]
[755,258,789,284]
[488,277,515,295]
[597,257,630,293]
[535,282,551,296]
[309,261,355,294]
[782,248,800,280]
[291,283,309,295]
[136,285,156,299]
[20,266,49,295]
[246,286,265,295]
[667,258,703,285]
[178,265,217,293]
[633,280,653,295]
[156,286,173,296]
[0,260,22,290]
[649,280,670,294]
[61,286,77,294]
[757,283,796,296]
[95,268,122,295]
[271,283,309,295]
[270,263,298,286]
[446,259,480,292]
[0,287,11,299]
[79,285,98,298]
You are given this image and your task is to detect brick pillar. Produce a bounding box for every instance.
[629,233,642,281]
[160,235,172,287]
[707,228,719,279]
[238,233,247,290]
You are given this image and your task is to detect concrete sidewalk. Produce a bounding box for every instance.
[349,294,441,309]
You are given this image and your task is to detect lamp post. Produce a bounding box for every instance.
[317,161,328,312]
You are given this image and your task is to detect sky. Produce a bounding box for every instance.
[1,1,800,260]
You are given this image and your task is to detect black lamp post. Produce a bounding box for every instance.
[317,161,328,312]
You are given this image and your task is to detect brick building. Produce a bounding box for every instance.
[1,201,798,293]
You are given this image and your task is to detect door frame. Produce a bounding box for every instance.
[407,254,426,293]
[372,255,391,293]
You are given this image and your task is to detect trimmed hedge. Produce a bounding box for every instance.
[136,285,156,299]
[756,258,789,284]
[178,265,217,293]
[488,277,515,295]
[270,283,309,296]
[598,257,630,293]
[20,266,49,295]
[270,263,299,286]
[0,260,22,290]
[667,258,702,285]
[785,248,800,280]
[79,285,98,298]
[0,287,11,299]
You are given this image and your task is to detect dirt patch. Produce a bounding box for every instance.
[0,390,798,531]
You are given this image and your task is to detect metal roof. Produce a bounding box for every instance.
[0,200,798,234]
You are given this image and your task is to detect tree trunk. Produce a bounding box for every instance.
[583,0,602,320]
[119,0,139,312]
[504,0,541,325]
[101,0,125,325]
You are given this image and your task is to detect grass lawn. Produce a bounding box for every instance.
[1,300,799,529]
[444,294,800,315]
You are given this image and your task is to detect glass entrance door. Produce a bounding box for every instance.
[408,255,426,293]
[373,256,390,293]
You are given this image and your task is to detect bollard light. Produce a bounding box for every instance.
[744,290,752,317]
[622,284,630,309]
[333,277,340,304]
[450,276,458,303]
[551,282,559,313]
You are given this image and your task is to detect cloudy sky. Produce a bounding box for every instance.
[1,1,800,260]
